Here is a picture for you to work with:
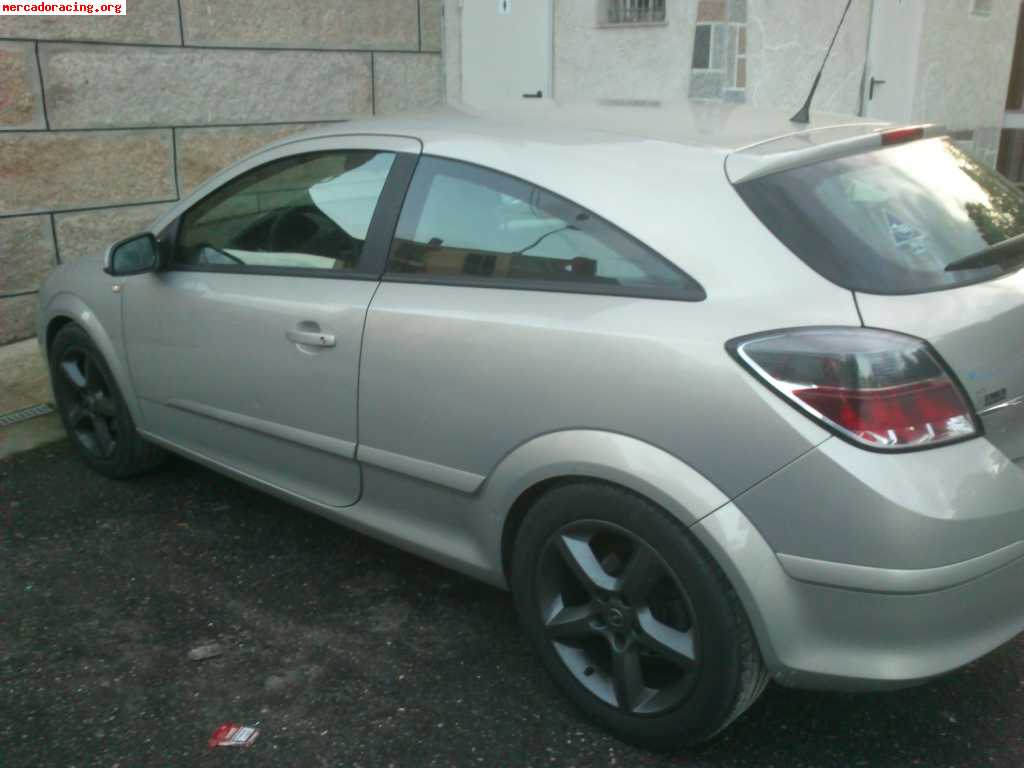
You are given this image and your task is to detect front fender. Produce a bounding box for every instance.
[477,430,731,583]
[41,291,143,427]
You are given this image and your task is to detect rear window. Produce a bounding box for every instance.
[736,138,1024,294]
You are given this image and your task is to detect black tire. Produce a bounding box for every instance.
[511,481,768,750]
[50,324,165,479]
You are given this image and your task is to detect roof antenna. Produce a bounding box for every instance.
[791,0,856,124]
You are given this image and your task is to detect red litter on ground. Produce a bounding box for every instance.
[208,722,260,749]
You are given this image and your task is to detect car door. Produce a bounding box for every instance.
[122,136,419,507]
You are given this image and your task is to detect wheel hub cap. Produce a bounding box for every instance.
[605,606,627,629]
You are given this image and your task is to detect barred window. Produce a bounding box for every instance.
[604,0,666,24]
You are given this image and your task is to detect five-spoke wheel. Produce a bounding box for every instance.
[512,481,767,750]
[54,347,119,459]
[49,324,164,478]
[537,521,699,715]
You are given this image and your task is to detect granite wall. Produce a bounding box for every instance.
[0,0,444,346]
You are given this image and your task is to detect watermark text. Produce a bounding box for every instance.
[2,2,125,14]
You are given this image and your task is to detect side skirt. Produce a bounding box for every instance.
[138,430,504,589]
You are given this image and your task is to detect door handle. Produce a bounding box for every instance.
[522,90,543,99]
[869,77,886,100]
[286,329,336,348]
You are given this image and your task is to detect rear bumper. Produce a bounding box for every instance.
[692,501,1024,690]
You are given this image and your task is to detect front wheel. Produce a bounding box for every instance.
[50,324,164,478]
[511,482,767,750]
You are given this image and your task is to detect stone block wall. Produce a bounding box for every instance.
[0,0,444,348]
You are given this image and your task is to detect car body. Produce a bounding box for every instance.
[36,102,1024,746]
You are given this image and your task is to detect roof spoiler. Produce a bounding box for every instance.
[727,124,947,184]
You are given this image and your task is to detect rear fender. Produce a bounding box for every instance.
[479,430,731,584]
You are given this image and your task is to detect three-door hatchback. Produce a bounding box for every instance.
[37,103,1024,749]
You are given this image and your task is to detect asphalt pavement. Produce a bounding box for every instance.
[3,439,1024,767]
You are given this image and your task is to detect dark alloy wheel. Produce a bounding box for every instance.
[54,345,120,460]
[512,482,768,750]
[50,324,164,478]
[537,520,699,716]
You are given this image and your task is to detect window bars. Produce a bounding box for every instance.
[605,0,666,24]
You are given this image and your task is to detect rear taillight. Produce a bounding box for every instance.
[730,328,980,450]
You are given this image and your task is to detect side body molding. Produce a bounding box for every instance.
[332,431,731,590]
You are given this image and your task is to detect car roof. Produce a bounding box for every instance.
[277,100,891,156]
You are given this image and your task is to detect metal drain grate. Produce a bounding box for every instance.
[0,403,55,427]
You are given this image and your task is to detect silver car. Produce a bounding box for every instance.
[36,104,1024,749]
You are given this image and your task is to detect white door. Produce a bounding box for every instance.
[864,0,925,122]
[461,0,552,106]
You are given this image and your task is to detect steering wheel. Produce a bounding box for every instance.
[268,207,321,252]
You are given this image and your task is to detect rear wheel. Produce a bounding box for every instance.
[511,482,767,750]
[50,324,164,478]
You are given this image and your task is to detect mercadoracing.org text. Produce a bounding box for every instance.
[2,2,125,14]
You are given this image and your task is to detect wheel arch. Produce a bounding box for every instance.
[42,293,143,426]
[45,314,75,357]
[480,430,731,586]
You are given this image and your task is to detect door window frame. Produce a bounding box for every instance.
[157,135,420,281]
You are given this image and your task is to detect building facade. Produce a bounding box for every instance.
[446,0,1018,170]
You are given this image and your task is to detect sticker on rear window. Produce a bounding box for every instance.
[886,213,923,245]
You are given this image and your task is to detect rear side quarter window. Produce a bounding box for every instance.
[386,156,705,301]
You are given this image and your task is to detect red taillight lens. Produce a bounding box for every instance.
[731,328,979,450]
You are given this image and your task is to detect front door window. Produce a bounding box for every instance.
[176,151,396,273]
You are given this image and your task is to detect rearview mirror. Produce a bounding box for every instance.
[104,233,160,276]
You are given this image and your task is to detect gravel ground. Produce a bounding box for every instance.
[3,440,1024,767]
